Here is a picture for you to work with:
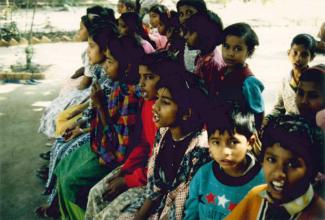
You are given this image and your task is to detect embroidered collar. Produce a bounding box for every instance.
[260,184,314,216]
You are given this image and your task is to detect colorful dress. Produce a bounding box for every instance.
[224,184,325,220]
[45,73,113,204]
[118,128,211,220]
[184,157,265,220]
[85,100,157,220]
[38,63,101,138]
[54,81,139,220]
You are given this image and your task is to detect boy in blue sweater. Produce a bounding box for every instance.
[184,105,265,219]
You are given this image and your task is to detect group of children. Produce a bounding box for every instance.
[35,0,325,219]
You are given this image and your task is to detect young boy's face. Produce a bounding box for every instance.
[263,143,309,204]
[152,87,178,128]
[138,65,160,100]
[288,44,313,73]
[296,81,325,123]
[208,130,252,176]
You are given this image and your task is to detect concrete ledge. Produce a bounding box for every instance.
[0,71,45,80]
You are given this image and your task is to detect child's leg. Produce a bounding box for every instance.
[55,143,114,219]
[96,186,146,220]
[85,166,122,220]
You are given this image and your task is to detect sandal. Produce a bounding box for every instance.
[39,151,51,161]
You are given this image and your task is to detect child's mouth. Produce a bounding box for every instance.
[271,180,285,192]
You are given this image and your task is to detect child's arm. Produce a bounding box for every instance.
[77,75,92,90]
[242,76,265,130]
[133,198,156,220]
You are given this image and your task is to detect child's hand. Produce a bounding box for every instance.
[63,127,83,142]
[90,82,105,108]
[102,176,127,202]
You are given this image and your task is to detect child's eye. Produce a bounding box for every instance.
[222,43,229,49]
[234,46,242,52]
[211,140,220,145]
[287,159,301,169]
[229,140,239,145]
[308,92,319,99]
[186,9,193,16]
[266,156,276,164]
[144,75,154,80]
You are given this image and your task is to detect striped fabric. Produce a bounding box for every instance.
[90,81,139,165]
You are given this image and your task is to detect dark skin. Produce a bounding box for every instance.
[102,170,128,201]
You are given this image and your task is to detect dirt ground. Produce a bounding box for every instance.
[0,0,325,219]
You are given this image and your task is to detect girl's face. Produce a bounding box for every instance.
[152,87,178,128]
[103,48,119,80]
[288,44,313,73]
[149,11,160,28]
[87,37,105,65]
[178,5,198,24]
[222,35,249,67]
[184,30,199,50]
[296,81,325,122]
[118,18,129,37]
[117,2,127,14]
[209,130,252,176]
[263,143,309,204]
[138,65,160,100]
[78,21,88,41]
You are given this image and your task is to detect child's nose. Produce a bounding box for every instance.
[273,164,287,180]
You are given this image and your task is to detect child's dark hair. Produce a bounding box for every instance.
[89,22,119,53]
[82,6,115,32]
[223,22,259,57]
[261,114,322,180]
[291,34,316,58]
[300,64,325,94]
[184,11,223,49]
[156,66,210,131]
[108,36,145,84]
[119,12,156,49]
[176,0,207,13]
[119,0,138,13]
[149,4,168,17]
[207,104,259,156]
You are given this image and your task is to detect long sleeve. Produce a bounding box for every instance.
[90,83,138,165]
[184,170,201,220]
[121,131,150,187]
[242,76,265,114]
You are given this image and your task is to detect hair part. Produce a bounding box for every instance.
[176,0,207,13]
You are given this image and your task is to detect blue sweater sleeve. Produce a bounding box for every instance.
[242,76,265,113]
[184,168,201,220]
